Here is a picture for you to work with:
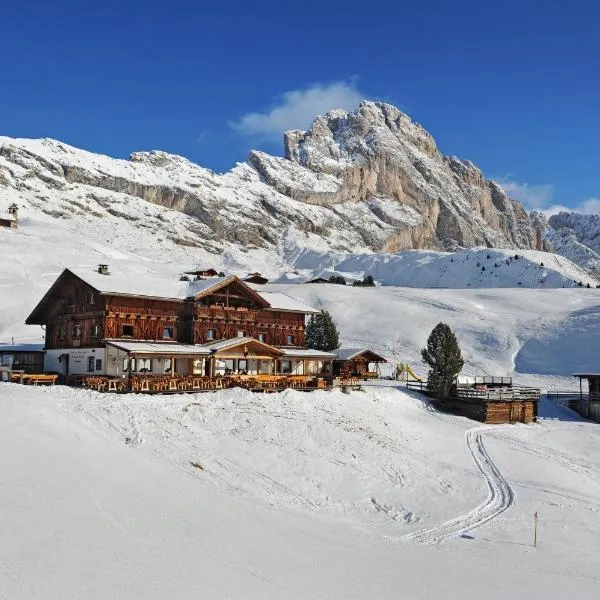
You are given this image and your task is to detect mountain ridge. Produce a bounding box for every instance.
[0,100,598,282]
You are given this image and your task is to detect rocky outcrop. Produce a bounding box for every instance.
[1,102,593,270]
[282,101,538,251]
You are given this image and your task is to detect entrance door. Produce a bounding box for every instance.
[509,402,521,423]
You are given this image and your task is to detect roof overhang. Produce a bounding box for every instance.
[282,349,336,359]
[204,337,284,359]
[191,275,271,308]
[335,349,388,362]
[106,340,212,356]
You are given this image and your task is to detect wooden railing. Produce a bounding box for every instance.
[455,386,540,401]
[107,305,180,318]
[194,307,302,328]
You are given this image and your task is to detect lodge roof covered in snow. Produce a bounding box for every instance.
[25,268,319,324]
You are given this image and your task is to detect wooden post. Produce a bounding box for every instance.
[127,351,132,392]
[171,356,175,377]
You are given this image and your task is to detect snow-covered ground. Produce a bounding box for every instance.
[2,384,600,599]
[3,145,600,597]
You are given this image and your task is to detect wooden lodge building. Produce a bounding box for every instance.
[25,267,337,383]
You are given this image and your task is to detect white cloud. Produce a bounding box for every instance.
[496,178,555,210]
[229,80,364,141]
[496,177,600,217]
[542,198,600,217]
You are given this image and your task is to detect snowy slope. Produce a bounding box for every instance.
[278,246,596,288]
[2,383,600,599]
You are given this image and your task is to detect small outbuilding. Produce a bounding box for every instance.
[420,376,539,424]
[572,373,600,421]
[0,214,17,229]
[0,343,45,373]
[243,272,269,285]
[333,348,387,378]
[185,268,222,280]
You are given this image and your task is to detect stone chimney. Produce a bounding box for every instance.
[97,264,110,275]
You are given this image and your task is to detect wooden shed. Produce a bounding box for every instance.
[0,214,17,228]
[0,343,45,373]
[333,348,387,378]
[243,272,269,285]
[408,375,539,424]
[571,373,600,422]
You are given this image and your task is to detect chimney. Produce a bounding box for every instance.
[97,264,110,275]
[8,203,18,221]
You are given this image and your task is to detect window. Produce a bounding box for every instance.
[206,329,215,340]
[73,324,81,338]
[87,292,95,304]
[57,326,66,340]
[95,359,103,371]
[257,333,266,343]
[137,358,152,373]
[280,360,292,374]
[122,325,134,337]
[123,357,136,373]
[237,330,245,338]
[91,324,100,337]
[287,334,295,345]
[163,327,174,339]
[87,356,95,372]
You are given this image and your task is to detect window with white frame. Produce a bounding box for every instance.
[95,359,102,371]
[286,334,295,345]
[137,358,152,373]
[73,324,81,338]
[257,333,266,343]
[91,324,100,337]
[87,356,95,372]
[123,357,136,373]
[206,329,216,340]
[163,327,174,339]
[122,324,134,337]
[237,330,245,338]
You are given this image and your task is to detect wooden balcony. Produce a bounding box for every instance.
[106,306,179,318]
[194,306,303,328]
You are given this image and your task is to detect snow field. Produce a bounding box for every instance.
[2,384,600,598]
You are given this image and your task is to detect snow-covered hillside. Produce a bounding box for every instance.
[2,383,600,599]
[279,246,596,289]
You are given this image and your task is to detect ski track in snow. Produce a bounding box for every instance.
[404,426,514,544]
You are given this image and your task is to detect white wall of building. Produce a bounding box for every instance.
[44,348,105,375]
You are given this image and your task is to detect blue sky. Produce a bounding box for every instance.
[1,0,598,213]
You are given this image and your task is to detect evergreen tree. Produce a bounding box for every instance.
[305,310,340,351]
[421,323,464,400]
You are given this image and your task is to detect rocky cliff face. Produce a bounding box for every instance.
[281,102,539,251]
[0,101,596,277]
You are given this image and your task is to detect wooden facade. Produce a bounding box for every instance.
[407,377,539,424]
[433,397,538,424]
[0,344,44,373]
[25,269,315,378]
[333,349,387,377]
